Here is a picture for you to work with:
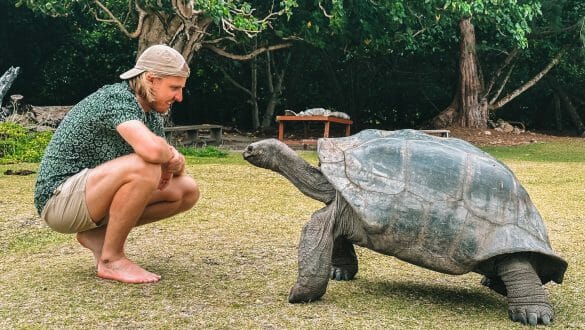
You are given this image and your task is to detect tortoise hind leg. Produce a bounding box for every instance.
[289,206,335,303]
[496,255,554,326]
[480,275,507,296]
[330,236,358,281]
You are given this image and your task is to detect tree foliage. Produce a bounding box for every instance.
[3,1,585,133]
[14,0,298,63]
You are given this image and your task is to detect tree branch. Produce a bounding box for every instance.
[318,2,333,18]
[93,0,146,39]
[490,51,564,110]
[203,43,293,61]
[489,63,515,105]
[172,0,193,19]
[484,48,518,97]
[220,67,254,98]
[266,51,274,93]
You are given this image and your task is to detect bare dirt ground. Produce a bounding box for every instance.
[220,126,580,151]
[446,127,575,146]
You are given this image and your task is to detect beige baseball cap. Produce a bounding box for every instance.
[120,44,190,80]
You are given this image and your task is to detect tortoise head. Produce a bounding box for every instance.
[243,138,298,171]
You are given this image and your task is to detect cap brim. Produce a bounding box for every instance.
[119,68,145,80]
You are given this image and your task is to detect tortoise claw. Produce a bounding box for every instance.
[330,266,356,281]
[508,304,554,325]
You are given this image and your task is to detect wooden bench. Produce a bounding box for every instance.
[419,129,450,137]
[276,115,353,146]
[164,124,223,147]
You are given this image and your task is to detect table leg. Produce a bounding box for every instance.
[345,124,351,136]
[324,121,331,138]
[210,128,223,144]
[278,121,284,141]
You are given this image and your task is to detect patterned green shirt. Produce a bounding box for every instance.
[34,82,165,215]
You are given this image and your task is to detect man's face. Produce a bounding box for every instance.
[149,75,187,114]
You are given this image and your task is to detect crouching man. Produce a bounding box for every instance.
[34,44,199,284]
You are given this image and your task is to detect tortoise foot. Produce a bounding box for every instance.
[330,265,357,281]
[508,302,554,326]
[288,283,326,303]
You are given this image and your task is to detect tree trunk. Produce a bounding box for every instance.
[261,51,291,130]
[249,57,260,130]
[431,92,459,128]
[134,11,212,62]
[456,18,487,128]
[556,87,585,135]
[220,58,260,130]
[432,18,487,128]
[553,92,562,132]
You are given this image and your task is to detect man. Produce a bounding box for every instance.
[34,44,199,284]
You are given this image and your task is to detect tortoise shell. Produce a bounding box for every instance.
[318,129,566,283]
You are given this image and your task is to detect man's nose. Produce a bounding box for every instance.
[175,90,183,102]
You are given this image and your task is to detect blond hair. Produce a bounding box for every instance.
[128,71,165,103]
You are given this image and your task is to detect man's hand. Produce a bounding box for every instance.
[159,146,186,190]
[165,146,185,175]
[158,169,173,190]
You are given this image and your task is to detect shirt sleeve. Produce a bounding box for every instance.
[101,87,144,128]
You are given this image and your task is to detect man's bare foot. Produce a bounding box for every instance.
[77,228,106,264]
[97,257,161,284]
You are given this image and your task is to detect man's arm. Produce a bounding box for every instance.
[117,120,171,164]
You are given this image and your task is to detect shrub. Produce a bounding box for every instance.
[178,145,228,158]
[0,122,53,163]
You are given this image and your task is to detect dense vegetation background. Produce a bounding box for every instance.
[1,1,584,133]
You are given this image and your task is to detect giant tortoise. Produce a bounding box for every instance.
[243,129,567,326]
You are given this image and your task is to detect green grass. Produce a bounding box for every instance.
[481,139,585,162]
[1,140,583,329]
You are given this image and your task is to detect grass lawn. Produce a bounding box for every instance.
[0,141,584,329]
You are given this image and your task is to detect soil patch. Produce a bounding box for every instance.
[219,126,581,151]
[446,127,575,147]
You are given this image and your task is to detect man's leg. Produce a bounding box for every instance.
[138,174,200,225]
[76,154,199,283]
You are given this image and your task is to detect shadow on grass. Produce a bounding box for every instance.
[348,277,504,311]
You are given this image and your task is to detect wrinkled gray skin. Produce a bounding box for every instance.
[243,130,567,326]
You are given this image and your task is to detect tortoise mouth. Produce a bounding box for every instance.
[242,145,254,160]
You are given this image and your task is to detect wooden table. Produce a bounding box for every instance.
[276,115,353,145]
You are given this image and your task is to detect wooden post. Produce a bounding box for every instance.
[278,121,284,141]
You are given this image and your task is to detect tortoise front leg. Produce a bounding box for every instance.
[497,255,554,326]
[288,206,335,303]
[330,236,358,281]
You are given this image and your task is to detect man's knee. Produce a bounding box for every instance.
[124,154,162,186]
[180,176,200,210]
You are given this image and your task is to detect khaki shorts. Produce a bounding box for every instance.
[41,168,104,233]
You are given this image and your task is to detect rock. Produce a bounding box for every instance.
[500,122,514,133]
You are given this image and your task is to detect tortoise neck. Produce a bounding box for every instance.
[276,149,336,204]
